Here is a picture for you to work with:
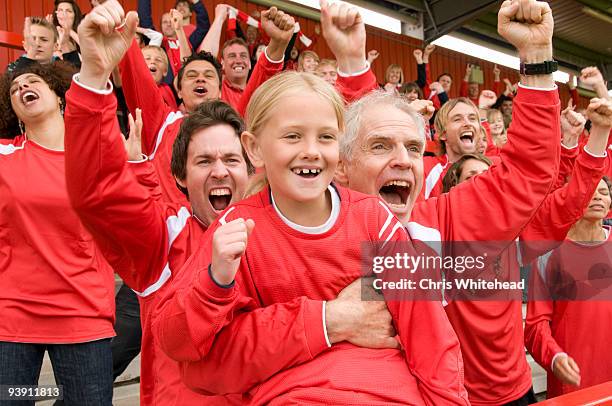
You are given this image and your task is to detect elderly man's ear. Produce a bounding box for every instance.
[334,160,349,186]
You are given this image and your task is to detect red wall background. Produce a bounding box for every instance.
[0,0,583,106]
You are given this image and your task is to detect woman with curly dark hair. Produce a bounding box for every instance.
[0,60,115,404]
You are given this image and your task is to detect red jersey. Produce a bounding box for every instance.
[64,79,240,405]
[0,135,116,344]
[422,154,449,199]
[158,82,177,110]
[152,85,560,404]
[161,37,183,76]
[153,186,469,405]
[439,147,607,405]
[119,40,283,206]
[525,230,612,398]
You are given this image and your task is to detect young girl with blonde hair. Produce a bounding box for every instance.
[153,71,468,404]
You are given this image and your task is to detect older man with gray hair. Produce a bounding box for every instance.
[335,2,566,404]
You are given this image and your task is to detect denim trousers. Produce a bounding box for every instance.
[0,339,113,406]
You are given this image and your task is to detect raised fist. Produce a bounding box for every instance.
[410,99,435,120]
[429,81,443,93]
[586,98,612,129]
[424,44,435,56]
[412,48,423,64]
[580,67,605,88]
[320,0,366,74]
[478,90,497,109]
[560,107,586,147]
[498,0,553,58]
[367,49,380,64]
[210,218,255,286]
[261,6,295,44]
[214,4,229,22]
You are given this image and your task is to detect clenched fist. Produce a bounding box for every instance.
[210,218,255,286]
[261,7,295,61]
[498,0,553,62]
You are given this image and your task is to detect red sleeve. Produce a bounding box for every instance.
[493,80,502,97]
[152,208,328,371]
[525,259,564,373]
[521,148,607,262]
[556,144,580,189]
[413,87,561,243]
[119,40,173,155]
[459,79,468,98]
[378,208,469,405]
[335,69,378,104]
[158,83,178,110]
[235,52,283,117]
[179,295,329,395]
[64,80,169,294]
[128,159,163,202]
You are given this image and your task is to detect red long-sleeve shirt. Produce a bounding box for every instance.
[153,186,469,405]
[64,79,240,405]
[152,85,561,404]
[438,147,606,405]
[0,135,115,344]
[525,232,612,399]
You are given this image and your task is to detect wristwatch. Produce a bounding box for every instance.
[520,60,558,75]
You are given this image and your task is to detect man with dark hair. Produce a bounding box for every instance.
[67,5,389,405]
[220,37,253,107]
[119,6,295,207]
[66,91,251,403]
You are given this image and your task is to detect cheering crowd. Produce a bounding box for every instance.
[1,0,612,405]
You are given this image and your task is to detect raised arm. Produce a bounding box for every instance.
[320,0,377,103]
[137,0,154,30]
[171,8,192,62]
[521,99,611,261]
[119,39,174,155]
[67,0,169,293]
[197,4,228,57]
[580,66,609,100]
[233,6,294,116]
[188,0,211,50]
[414,0,559,244]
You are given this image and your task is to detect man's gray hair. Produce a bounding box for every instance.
[341,90,426,161]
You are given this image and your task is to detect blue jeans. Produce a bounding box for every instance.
[0,339,113,406]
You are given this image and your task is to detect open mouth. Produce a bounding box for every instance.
[292,167,322,179]
[193,86,208,96]
[232,65,246,73]
[209,187,232,211]
[21,90,39,105]
[148,65,158,73]
[459,131,475,146]
[379,180,410,207]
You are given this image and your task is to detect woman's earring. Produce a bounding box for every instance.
[18,120,25,135]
